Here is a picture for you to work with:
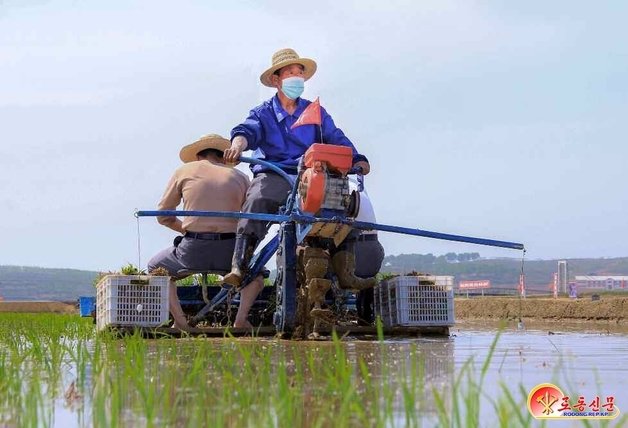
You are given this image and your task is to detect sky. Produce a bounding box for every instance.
[1,1,627,271]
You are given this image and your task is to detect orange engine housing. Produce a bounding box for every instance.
[299,144,353,214]
[303,144,353,175]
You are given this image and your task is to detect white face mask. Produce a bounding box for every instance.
[281,76,305,99]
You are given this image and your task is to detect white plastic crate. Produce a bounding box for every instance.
[96,275,170,331]
[374,275,455,327]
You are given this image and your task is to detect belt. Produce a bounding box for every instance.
[184,232,236,240]
[343,234,379,243]
[357,234,378,242]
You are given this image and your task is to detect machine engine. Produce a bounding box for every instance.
[298,144,359,217]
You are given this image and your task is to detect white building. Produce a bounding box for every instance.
[574,276,628,290]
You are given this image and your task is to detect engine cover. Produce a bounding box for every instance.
[299,144,356,215]
[299,167,354,215]
[298,144,360,244]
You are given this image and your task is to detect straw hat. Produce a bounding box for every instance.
[260,48,317,87]
[179,134,231,163]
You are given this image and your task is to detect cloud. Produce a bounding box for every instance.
[1,1,627,267]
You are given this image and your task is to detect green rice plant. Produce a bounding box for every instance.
[430,329,541,428]
[395,343,427,428]
[120,263,145,275]
[176,273,222,286]
[1,313,623,427]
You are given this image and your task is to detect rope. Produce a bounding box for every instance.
[518,248,526,329]
[135,209,142,272]
[226,287,234,327]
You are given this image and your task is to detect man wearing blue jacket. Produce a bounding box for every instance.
[223,48,371,287]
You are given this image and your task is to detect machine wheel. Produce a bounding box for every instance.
[347,190,360,218]
[274,270,297,334]
[274,222,298,334]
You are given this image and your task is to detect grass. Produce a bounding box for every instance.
[0,314,625,427]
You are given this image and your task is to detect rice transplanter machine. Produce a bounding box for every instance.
[137,144,524,336]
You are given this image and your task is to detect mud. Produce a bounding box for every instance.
[0,301,77,314]
[455,296,627,322]
[2,296,627,324]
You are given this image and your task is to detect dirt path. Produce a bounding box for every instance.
[455,296,627,322]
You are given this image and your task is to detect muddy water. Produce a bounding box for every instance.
[339,321,628,426]
[51,322,628,427]
[436,322,628,425]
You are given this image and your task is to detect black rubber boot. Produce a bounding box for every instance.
[356,288,374,325]
[223,234,258,288]
[331,250,377,291]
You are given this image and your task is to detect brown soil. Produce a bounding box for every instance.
[2,297,626,323]
[0,301,77,314]
[455,296,627,323]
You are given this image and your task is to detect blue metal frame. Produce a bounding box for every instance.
[136,210,524,250]
[274,222,298,331]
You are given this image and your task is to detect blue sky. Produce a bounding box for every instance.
[1,1,627,270]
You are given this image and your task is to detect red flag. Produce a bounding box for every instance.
[291,97,321,129]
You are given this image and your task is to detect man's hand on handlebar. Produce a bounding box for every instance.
[223,136,248,165]
[352,161,370,175]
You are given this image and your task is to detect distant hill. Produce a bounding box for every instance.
[0,266,98,301]
[383,253,628,291]
[2,255,628,300]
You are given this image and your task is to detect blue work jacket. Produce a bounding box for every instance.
[231,95,368,174]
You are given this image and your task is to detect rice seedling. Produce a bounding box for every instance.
[1,313,623,427]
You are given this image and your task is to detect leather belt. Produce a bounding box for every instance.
[184,231,236,240]
[345,234,379,243]
[357,234,378,242]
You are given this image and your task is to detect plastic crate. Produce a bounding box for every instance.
[374,276,455,327]
[79,296,96,317]
[96,275,170,331]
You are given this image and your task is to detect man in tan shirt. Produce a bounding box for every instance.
[148,134,263,330]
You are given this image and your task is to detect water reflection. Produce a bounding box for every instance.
[80,336,455,427]
[4,321,628,427]
[452,322,628,425]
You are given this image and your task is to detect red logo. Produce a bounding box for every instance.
[528,383,620,420]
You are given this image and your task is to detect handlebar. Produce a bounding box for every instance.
[348,166,364,175]
[348,166,365,192]
[237,155,365,195]
[238,156,295,185]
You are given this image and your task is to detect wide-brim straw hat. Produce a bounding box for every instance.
[260,48,317,87]
[179,134,230,163]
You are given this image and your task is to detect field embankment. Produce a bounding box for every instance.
[0,301,77,314]
[2,296,627,323]
[455,296,627,322]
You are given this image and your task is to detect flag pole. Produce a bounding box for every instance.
[291,96,323,142]
[317,97,323,143]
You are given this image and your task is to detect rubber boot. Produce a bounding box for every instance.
[309,278,336,325]
[223,234,258,288]
[331,251,377,291]
[356,288,374,325]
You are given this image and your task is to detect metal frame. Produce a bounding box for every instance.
[136,157,524,334]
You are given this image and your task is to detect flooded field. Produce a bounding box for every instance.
[0,314,626,427]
